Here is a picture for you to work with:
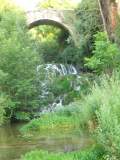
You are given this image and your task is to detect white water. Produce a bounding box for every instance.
[37,64,78,76]
[36,64,79,116]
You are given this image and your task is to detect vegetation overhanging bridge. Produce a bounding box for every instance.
[26,9,78,45]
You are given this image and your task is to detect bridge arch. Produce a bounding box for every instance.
[28,19,70,36]
[26,9,76,44]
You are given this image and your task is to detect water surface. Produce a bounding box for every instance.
[0,123,92,160]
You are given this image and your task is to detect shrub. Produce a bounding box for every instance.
[85,32,120,74]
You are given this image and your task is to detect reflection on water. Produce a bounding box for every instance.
[0,123,92,160]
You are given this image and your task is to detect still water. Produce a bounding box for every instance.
[0,123,92,160]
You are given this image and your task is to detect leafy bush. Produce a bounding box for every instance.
[85,32,120,73]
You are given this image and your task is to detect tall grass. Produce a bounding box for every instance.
[78,72,120,158]
[21,145,104,160]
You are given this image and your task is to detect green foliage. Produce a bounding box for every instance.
[0,94,11,125]
[15,112,31,121]
[114,16,120,46]
[21,113,78,135]
[21,100,86,136]
[30,25,68,63]
[0,69,11,124]
[39,0,76,9]
[21,146,104,160]
[81,73,120,158]
[74,146,105,160]
[39,41,60,63]
[50,76,72,96]
[85,32,120,73]
[0,0,13,11]
[22,150,72,160]
[75,0,102,56]
[0,1,41,121]
[95,74,120,157]
[60,45,84,65]
[51,0,102,68]
[0,69,8,90]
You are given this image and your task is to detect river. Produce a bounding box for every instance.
[0,123,92,160]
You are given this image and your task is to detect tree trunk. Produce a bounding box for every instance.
[98,0,118,41]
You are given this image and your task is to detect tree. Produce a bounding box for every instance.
[85,32,120,74]
[75,0,102,55]
[0,0,41,121]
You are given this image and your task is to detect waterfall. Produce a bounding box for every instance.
[36,64,79,116]
[37,64,78,76]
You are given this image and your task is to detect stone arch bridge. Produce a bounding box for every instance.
[26,9,78,45]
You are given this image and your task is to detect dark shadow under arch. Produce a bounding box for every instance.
[28,19,74,42]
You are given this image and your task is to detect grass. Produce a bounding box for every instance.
[20,113,80,136]
[21,145,104,160]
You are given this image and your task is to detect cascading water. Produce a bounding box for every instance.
[37,64,78,76]
[36,64,80,116]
